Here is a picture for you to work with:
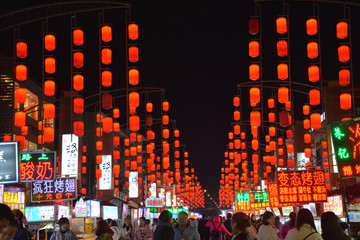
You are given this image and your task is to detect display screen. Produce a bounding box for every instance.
[102,206,118,220]
[324,196,343,216]
[75,198,87,217]
[19,151,56,181]
[25,206,55,222]
[87,200,100,218]
[0,142,19,184]
[57,205,70,220]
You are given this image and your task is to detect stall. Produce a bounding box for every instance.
[72,198,98,240]
[25,205,56,240]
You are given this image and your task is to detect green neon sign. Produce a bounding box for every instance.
[338,147,350,159]
[333,127,345,140]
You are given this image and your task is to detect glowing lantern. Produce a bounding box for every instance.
[278,138,283,145]
[304,134,311,144]
[336,21,348,39]
[129,46,139,62]
[129,92,139,108]
[249,64,260,80]
[234,110,240,121]
[103,117,113,133]
[287,129,293,139]
[162,115,169,125]
[269,126,276,136]
[268,98,275,108]
[266,166,272,173]
[44,80,55,96]
[102,93,112,109]
[308,65,319,82]
[16,42,27,58]
[252,140,258,151]
[3,135,11,142]
[339,69,350,86]
[302,105,310,115]
[113,122,120,132]
[44,127,54,143]
[128,23,139,40]
[307,42,318,59]
[234,125,240,135]
[73,29,84,45]
[303,119,311,129]
[233,96,240,107]
[73,74,84,91]
[163,101,169,111]
[306,18,318,35]
[73,98,84,114]
[277,63,288,80]
[279,110,290,127]
[228,132,233,140]
[129,115,140,131]
[288,159,294,168]
[14,111,26,127]
[249,41,259,58]
[250,111,261,127]
[44,103,55,119]
[276,17,287,34]
[96,141,103,151]
[250,87,260,105]
[287,144,294,153]
[163,129,170,138]
[101,26,112,42]
[73,52,84,68]
[285,101,291,111]
[15,88,26,104]
[74,121,84,136]
[129,69,139,85]
[338,45,350,62]
[309,89,320,106]
[146,102,153,113]
[16,65,27,81]
[268,112,275,122]
[44,34,55,51]
[101,71,112,87]
[278,87,288,103]
[310,113,321,129]
[96,169,102,179]
[279,148,284,155]
[305,148,311,158]
[101,48,112,64]
[45,57,56,74]
[249,18,259,35]
[277,40,288,57]
[340,93,352,110]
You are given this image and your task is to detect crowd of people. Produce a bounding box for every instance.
[0,202,356,240]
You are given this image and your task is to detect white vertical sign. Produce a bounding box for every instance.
[166,191,171,207]
[61,134,79,176]
[150,183,157,198]
[159,188,165,198]
[172,195,177,207]
[129,172,138,198]
[99,155,112,190]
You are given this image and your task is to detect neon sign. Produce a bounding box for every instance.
[267,182,297,208]
[19,152,56,182]
[145,198,165,208]
[31,177,77,202]
[236,192,269,210]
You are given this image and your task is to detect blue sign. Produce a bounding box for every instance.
[25,205,55,222]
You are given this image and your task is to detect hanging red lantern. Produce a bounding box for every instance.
[146,102,153,112]
[101,26,112,42]
[73,98,84,114]
[96,169,102,179]
[102,93,112,109]
[163,101,169,111]
[113,108,120,118]
[15,88,26,104]
[233,96,240,107]
[73,52,84,68]
[310,113,321,129]
[129,46,139,62]
[339,69,350,86]
[252,140,258,150]
[249,18,259,35]
[304,134,311,144]
[44,103,55,119]
[278,138,283,145]
[234,111,241,121]
[287,144,294,154]
[250,87,260,105]
[277,40,288,57]
[129,69,139,85]
[147,130,155,140]
[73,121,84,136]
[3,135,11,142]
[129,92,139,108]
[279,110,290,127]
[128,23,139,40]
[278,148,284,155]
[303,105,310,115]
[336,21,348,39]
[278,87,288,103]
[306,18,318,35]
[103,117,113,133]
[73,74,84,91]
[101,71,112,87]
[101,48,112,65]
[16,65,27,81]
[308,65,319,82]
[234,125,240,135]
[340,93,352,110]
[15,135,26,150]
[277,63,288,80]
[269,126,276,136]
[307,42,318,59]
[228,132,234,140]
[249,64,260,80]
[129,115,140,131]
[287,129,293,139]
[113,122,120,132]
[268,98,275,108]
[174,129,180,137]
[250,111,261,127]
[96,127,102,137]
[305,148,311,158]
[285,101,291,111]
[21,126,28,135]
[309,89,320,106]
[114,151,120,160]
[249,41,259,58]
[96,141,103,151]
[268,112,275,122]
[44,80,55,96]
[162,115,169,125]
[43,127,54,143]
[73,29,84,46]
[45,57,56,74]
[16,42,27,58]
[44,34,55,51]
[276,17,287,34]
[338,45,350,62]
[303,119,311,129]
[287,159,294,168]
[163,129,170,138]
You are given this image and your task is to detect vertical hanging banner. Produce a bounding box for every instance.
[99,155,112,190]
[166,191,171,207]
[150,182,157,198]
[0,142,19,184]
[19,151,56,181]
[129,171,138,198]
[61,134,79,176]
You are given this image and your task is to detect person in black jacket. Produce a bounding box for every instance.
[12,209,28,240]
[223,213,233,240]
[153,210,174,240]
[231,212,251,240]
[198,215,210,240]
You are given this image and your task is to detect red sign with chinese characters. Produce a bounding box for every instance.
[31,177,77,202]
[267,182,298,208]
[19,152,56,182]
[276,170,327,204]
[145,198,165,208]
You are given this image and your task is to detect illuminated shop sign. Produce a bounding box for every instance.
[31,177,77,202]
[236,192,270,210]
[0,142,19,184]
[61,134,79,176]
[145,198,165,208]
[19,151,56,181]
[267,182,297,208]
[99,155,112,190]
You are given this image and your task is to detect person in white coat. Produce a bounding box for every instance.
[109,220,121,240]
[257,211,279,240]
[285,209,322,240]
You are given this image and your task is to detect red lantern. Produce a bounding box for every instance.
[129,115,140,131]
[15,88,26,104]
[310,113,321,129]
[73,74,84,91]
[249,41,259,58]
[163,101,169,111]
[114,151,120,160]
[285,101,291,111]
[16,65,27,81]
[277,40,288,57]
[96,141,103,151]
[102,93,112,109]
[102,71,112,87]
[44,34,55,51]
[101,48,112,65]
[14,111,26,127]
[287,144,294,153]
[233,96,240,107]
[277,63,288,80]
[163,129,170,138]
[249,18,259,35]
[250,87,260,105]
[268,112,275,122]
[305,148,311,158]
[146,102,153,112]
[129,46,139,62]
[252,140,258,150]
[268,98,275,108]
[303,119,311,129]
[129,69,139,85]
[303,105,310,115]
[101,26,112,42]
[73,29,84,45]
[74,121,84,136]
[73,98,84,114]
[44,127,54,143]
[286,129,293,139]
[304,134,311,144]
[269,126,276,136]
[287,159,294,168]
[340,93,352,110]
[339,69,350,86]
[44,80,55,96]
[336,21,348,39]
[45,57,56,74]
[250,111,261,127]
[306,18,318,36]
[15,135,26,150]
[278,138,283,145]
[279,110,290,127]
[338,45,350,62]
[128,23,139,40]
[113,122,120,132]
[249,64,260,80]
[308,65,319,82]
[162,115,169,125]
[96,169,102,179]
[113,108,120,118]
[309,89,320,106]
[129,92,139,108]
[73,52,84,68]
[234,125,240,135]
[44,103,55,119]
[103,117,113,133]
[276,17,287,34]
[234,111,240,121]
[278,87,288,103]
[307,42,318,59]
[3,135,11,142]
[16,42,27,58]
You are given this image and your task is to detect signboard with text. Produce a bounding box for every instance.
[324,195,343,216]
[236,192,270,210]
[145,198,165,208]
[61,134,79,176]
[0,142,19,184]
[25,205,55,222]
[267,182,298,208]
[19,151,56,182]
[276,170,327,204]
[31,177,77,202]
[129,172,138,198]
[99,155,112,190]
[331,119,360,178]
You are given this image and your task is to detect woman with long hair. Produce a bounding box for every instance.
[205,215,232,240]
[134,217,153,240]
[321,211,350,240]
[257,211,278,240]
[285,209,322,240]
[231,212,251,240]
[96,220,113,240]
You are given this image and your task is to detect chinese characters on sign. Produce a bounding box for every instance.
[3,191,25,212]
[19,152,56,182]
[331,119,360,178]
[236,192,269,210]
[324,196,343,216]
[31,177,77,202]
[129,172,138,198]
[0,142,19,184]
[99,155,112,190]
[276,170,327,204]
[61,134,79,176]
[145,198,165,208]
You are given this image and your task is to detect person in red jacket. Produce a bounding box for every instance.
[280,212,296,239]
[205,215,232,240]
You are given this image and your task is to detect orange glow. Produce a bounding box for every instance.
[14,111,26,127]
[129,115,140,131]
[340,93,352,110]
[306,18,318,35]
[234,110,241,121]
[278,87,288,103]
[129,69,139,85]
[129,46,139,62]
[73,52,84,68]
[44,34,55,51]
[113,108,120,118]
[336,21,348,39]
[16,42,27,58]
[268,112,275,122]
[249,41,259,58]
[44,103,55,119]
[44,80,55,96]
[73,74,84,91]
[163,101,169,111]
[277,63,288,80]
[103,117,113,133]
[250,111,261,127]
[162,115,169,125]
[308,65,319,82]
[96,141,103,151]
[15,88,26,104]
[339,69,350,86]
[269,126,276,136]
[303,119,311,129]
[101,26,112,42]
[163,129,170,138]
[304,134,311,144]
[338,45,350,62]
[233,96,240,107]
[249,64,260,80]
[303,105,310,115]
[250,87,260,105]
[129,92,139,108]
[73,121,84,136]
[307,42,318,59]
[73,29,84,45]
[43,127,54,143]
[16,65,27,81]
[73,98,84,114]
[276,17,287,34]
[268,98,275,108]
[234,125,240,135]
[277,40,288,57]
[309,89,320,106]
[45,57,56,74]
[310,113,321,129]
[102,70,112,87]
[101,48,112,64]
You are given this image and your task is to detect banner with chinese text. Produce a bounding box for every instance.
[20,151,56,182]
[61,134,79,176]
[267,182,298,208]
[0,142,19,184]
[99,155,112,190]
[145,198,165,208]
[31,177,77,202]
[236,192,270,210]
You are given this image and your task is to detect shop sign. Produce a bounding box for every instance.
[19,151,56,182]
[331,119,360,178]
[324,195,343,216]
[145,198,165,208]
[57,205,70,220]
[3,191,25,212]
[31,177,77,202]
[276,170,327,204]
[99,155,112,190]
[25,205,55,222]
[166,191,171,206]
[129,172,138,198]
[150,182,157,197]
[0,142,19,184]
[61,134,79,176]
[103,206,118,219]
[75,198,87,217]
[236,191,270,210]
[267,182,297,208]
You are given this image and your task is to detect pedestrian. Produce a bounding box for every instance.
[95,220,114,240]
[173,211,200,240]
[280,212,296,240]
[247,216,257,240]
[205,215,232,240]
[109,220,121,240]
[257,211,278,240]
[223,213,232,240]
[0,204,18,240]
[134,217,153,240]
[12,209,29,240]
[250,215,257,229]
[49,217,78,240]
[121,216,134,240]
[256,215,263,231]
[274,217,283,240]
[198,215,210,240]
[231,212,251,240]
[321,211,351,240]
[152,219,158,233]
[285,209,322,240]
[153,210,174,240]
